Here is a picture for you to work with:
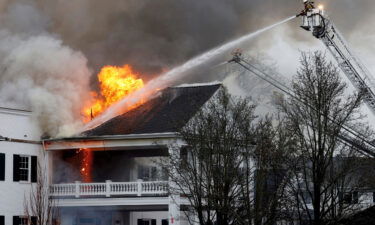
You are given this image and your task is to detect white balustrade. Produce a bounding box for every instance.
[142,181,168,194]
[49,180,168,198]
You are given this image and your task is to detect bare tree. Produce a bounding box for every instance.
[164,88,290,225]
[249,116,295,225]
[166,88,256,225]
[276,52,370,225]
[24,160,58,225]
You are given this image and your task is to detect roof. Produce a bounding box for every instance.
[333,157,375,189]
[339,206,375,225]
[0,106,31,116]
[83,83,222,136]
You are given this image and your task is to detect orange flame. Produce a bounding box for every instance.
[83,65,144,121]
[78,148,92,182]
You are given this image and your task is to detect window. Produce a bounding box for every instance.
[19,217,28,225]
[138,165,158,181]
[13,216,36,225]
[13,155,37,183]
[341,191,359,204]
[137,219,156,225]
[162,219,168,225]
[0,216,4,225]
[19,156,31,182]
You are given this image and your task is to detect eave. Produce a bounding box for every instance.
[42,132,182,151]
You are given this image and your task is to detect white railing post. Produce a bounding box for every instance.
[105,180,111,197]
[75,181,81,198]
[137,179,143,196]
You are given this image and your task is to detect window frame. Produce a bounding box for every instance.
[18,155,31,183]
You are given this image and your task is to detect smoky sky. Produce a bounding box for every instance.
[1,0,375,135]
[2,0,375,80]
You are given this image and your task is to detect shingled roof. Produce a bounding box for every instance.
[84,83,222,136]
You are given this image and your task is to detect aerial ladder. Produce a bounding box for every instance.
[298,0,375,115]
[228,0,375,156]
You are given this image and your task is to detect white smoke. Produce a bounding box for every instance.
[0,1,92,137]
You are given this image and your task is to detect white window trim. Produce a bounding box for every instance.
[19,155,31,183]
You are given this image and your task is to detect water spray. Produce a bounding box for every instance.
[82,15,297,131]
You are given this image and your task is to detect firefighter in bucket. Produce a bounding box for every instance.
[298,0,317,31]
[297,0,315,17]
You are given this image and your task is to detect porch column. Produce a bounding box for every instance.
[169,194,180,225]
[168,145,181,225]
[45,150,52,195]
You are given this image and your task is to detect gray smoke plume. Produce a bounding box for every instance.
[30,0,374,72]
[1,0,374,136]
[0,1,92,137]
[10,0,371,84]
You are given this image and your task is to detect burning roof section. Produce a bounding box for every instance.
[83,83,222,136]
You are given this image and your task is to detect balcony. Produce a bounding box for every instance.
[50,180,168,198]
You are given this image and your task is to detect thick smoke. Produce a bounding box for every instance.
[26,0,301,80]
[1,0,375,136]
[24,0,375,80]
[0,1,92,137]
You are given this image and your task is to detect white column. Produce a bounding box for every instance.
[168,145,181,225]
[169,194,180,225]
[45,150,52,192]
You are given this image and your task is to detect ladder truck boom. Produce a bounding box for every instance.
[228,54,375,157]
[298,1,375,115]
[227,1,375,156]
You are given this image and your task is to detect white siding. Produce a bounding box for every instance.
[0,108,42,225]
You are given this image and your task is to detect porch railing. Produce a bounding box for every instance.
[50,180,168,198]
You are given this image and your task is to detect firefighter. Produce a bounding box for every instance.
[297,0,315,17]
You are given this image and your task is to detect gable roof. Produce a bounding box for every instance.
[83,83,221,136]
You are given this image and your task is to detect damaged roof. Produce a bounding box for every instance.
[84,83,221,136]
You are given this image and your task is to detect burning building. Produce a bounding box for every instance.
[43,83,222,225]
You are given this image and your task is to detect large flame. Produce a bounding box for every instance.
[83,65,144,121]
[78,65,144,182]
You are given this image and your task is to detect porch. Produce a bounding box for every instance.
[44,133,184,224]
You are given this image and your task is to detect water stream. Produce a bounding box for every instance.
[83,15,296,131]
